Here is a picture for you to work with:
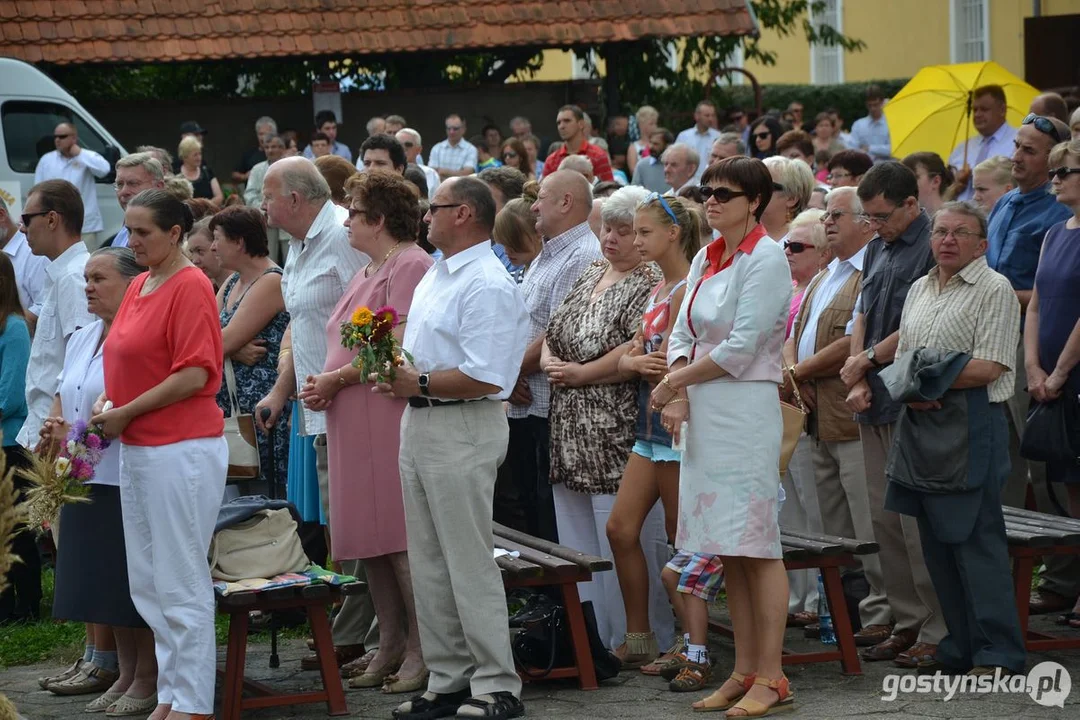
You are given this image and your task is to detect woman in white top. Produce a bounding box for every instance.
[40,247,158,715]
[650,157,795,716]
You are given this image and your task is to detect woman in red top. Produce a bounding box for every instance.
[92,189,227,720]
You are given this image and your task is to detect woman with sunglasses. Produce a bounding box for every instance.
[749,117,783,160]
[761,156,815,244]
[500,138,535,180]
[606,193,702,673]
[784,209,831,338]
[1028,140,1080,632]
[650,157,795,716]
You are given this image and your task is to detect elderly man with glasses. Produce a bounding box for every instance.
[840,161,944,668]
[104,152,166,249]
[882,201,1024,676]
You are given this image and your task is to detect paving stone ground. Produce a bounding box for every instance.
[3,614,1078,720]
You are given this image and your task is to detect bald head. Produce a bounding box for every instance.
[1031,92,1069,123]
[532,170,594,239]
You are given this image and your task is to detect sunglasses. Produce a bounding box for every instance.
[754,132,772,140]
[347,208,368,220]
[645,192,680,225]
[784,240,809,254]
[20,210,53,226]
[1048,167,1080,181]
[1022,113,1064,143]
[53,134,71,140]
[429,203,465,213]
[699,186,748,203]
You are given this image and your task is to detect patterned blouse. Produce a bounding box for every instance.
[546,260,658,494]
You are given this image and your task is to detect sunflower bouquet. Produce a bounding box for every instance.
[21,420,109,529]
[339,304,411,384]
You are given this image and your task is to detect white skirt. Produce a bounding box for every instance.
[676,380,784,559]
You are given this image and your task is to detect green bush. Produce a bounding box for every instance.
[708,78,911,128]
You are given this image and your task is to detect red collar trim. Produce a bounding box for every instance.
[703,224,768,279]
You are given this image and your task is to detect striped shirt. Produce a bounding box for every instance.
[897,256,1020,403]
[280,201,368,435]
[428,139,478,173]
[508,221,603,419]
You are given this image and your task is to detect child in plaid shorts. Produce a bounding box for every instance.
[658,551,724,691]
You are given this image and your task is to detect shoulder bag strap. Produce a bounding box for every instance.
[224,357,242,416]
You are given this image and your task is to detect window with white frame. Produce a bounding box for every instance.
[951,0,990,63]
[810,0,844,85]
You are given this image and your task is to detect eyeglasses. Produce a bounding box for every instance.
[864,207,897,225]
[931,227,983,241]
[20,210,53,226]
[645,192,679,226]
[400,141,415,149]
[753,132,771,140]
[1048,167,1080,181]
[347,208,369,221]
[53,134,71,140]
[826,172,852,182]
[699,186,748,203]
[1022,113,1064,143]
[784,240,810,254]
[819,210,862,223]
[428,203,465,213]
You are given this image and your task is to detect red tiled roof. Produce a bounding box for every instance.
[1,1,758,66]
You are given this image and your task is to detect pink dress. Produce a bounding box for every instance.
[324,245,433,560]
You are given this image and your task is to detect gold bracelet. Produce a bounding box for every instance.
[664,397,688,407]
[786,365,799,384]
[661,374,677,394]
[280,347,292,356]
[337,368,348,386]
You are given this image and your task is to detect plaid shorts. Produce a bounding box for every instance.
[665,550,724,601]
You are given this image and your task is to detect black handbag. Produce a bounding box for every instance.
[510,601,621,681]
[1021,393,1080,466]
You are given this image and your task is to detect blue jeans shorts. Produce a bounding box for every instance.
[632,439,681,464]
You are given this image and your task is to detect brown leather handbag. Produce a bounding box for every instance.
[780,383,808,476]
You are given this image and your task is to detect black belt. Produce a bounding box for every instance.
[408,397,468,408]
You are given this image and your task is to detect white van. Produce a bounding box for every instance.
[0,57,126,244]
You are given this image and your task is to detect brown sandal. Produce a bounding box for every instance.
[785,611,817,627]
[725,675,795,717]
[669,660,712,692]
[692,671,755,712]
[613,632,659,670]
[642,637,686,676]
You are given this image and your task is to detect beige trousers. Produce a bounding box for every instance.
[400,400,520,697]
[861,423,946,644]
[811,437,892,628]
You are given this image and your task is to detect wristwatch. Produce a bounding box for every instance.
[418,372,431,396]
[865,346,882,368]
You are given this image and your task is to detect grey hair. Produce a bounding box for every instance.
[934,200,988,237]
[662,143,701,172]
[765,155,815,214]
[255,116,277,134]
[789,209,828,250]
[135,145,174,171]
[558,155,594,178]
[636,105,659,125]
[398,127,422,147]
[716,132,747,156]
[600,185,650,227]
[116,152,165,183]
[280,159,332,204]
[91,246,147,279]
[366,116,385,135]
[825,186,868,221]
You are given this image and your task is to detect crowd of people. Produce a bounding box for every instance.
[1,81,1078,720]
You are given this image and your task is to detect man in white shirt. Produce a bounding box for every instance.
[428,114,478,182]
[947,85,1018,201]
[661,143,700,196]
[376,176,527,720]
[396,128,440,198]
[0,197,49,332]
[33,123,111,247]
[15,180,95,449]
[242,136,290,265]
[106,151,165,250]
[849,86,892,163]
[254,157,372,670]
[675,101,721,183]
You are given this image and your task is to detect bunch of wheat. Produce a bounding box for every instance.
[18,448,90,531]
[0,445,27,595]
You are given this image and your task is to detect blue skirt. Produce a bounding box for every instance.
[286,402,326,524]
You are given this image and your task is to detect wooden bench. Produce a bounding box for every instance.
[708,529,879,675]
[1005,506,1080,652]
[215,581,366,720]
[492,523,613,690]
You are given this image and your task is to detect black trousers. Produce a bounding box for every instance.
[1,445,42,622]
[495,416,558,544]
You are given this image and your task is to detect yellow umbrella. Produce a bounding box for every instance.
[884,61,1039,166]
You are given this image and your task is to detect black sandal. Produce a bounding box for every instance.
[454,691,525,719]
[393,688,471,720]
[1056,611,1080,628]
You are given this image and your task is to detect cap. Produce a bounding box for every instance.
[180,120,207,135]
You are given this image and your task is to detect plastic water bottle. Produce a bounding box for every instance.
[817,573,836,645]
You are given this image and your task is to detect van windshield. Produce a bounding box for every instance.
[2,100,113,177]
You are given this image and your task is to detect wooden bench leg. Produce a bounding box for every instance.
[821,566,861,675]
[221,609,249,720]
[1012,554,1034,641]
[308,604,349,716]
[559,582,598,690]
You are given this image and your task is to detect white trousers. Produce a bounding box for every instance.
[552,482,674,650]
[120,437,227,714]
[780,435,823,614]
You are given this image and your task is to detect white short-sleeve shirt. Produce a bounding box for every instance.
[56,320,119,486]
